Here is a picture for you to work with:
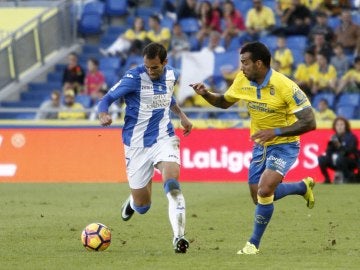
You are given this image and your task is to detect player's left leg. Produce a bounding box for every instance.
[157,161,188,253]
[154,136,188,253]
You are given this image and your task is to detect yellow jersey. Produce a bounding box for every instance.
[224,69,311,145]
[310,64,337,89]
[293,62,318,84]
[314,108,336,122]
[146,28,171,49]
[123,29,147,41]
[342,68,360,82]
[274,48,294,77]
[246,6,276,30]
[58,103,86,120]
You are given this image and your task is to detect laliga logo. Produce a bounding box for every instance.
[0,133,24,177]
[182,146,252,173]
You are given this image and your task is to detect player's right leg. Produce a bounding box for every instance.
[121,146,153,221]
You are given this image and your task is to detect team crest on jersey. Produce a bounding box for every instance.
[269,85,275,95]
[292,86,307,105]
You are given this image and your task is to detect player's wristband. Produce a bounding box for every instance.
[274,128,282,136]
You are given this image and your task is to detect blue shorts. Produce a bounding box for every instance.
[248,142,300,184]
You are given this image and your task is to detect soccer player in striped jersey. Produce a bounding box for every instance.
[98,42,193,253]
[191,41,316,255]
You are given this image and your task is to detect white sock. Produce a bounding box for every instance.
[129,194,135,209]
[166,192,186,239]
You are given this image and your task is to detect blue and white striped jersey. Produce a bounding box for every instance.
[98,64,179,147]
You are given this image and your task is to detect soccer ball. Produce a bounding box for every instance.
[81,223,111,251]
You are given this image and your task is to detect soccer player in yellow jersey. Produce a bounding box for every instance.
[190,41,316,255]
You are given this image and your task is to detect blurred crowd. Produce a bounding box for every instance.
[37,0,360,120]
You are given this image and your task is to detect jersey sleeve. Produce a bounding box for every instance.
[284,81,312,113]
[98,71,139,113]
[223,72,243,103]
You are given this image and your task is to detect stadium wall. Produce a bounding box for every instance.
[1,122,359,183]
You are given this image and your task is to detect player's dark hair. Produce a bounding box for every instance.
[332,116,351,133]
[143,42,167,63]
[240,41,271,68]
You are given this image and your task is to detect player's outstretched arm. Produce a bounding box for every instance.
[189,83,234,109]
[171,103,193,136]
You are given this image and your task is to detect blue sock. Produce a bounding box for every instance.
[249,203,274,248]
[274,182,306,201]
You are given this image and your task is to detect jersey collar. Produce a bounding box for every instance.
[249,68,272,89]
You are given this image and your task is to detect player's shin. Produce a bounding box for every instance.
[249,195,274,248]
[164,179,186,239]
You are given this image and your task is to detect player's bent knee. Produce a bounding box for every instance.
[132,203,151,214]
[164,178,181,194]
[257,195,274,205]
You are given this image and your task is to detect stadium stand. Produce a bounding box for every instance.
[1,0,360,120]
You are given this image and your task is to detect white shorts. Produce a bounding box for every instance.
[124,136,180,189]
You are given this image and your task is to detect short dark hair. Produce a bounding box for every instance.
[240,41,271,68]
[143,42,167,63]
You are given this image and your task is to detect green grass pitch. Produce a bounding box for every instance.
[0,182,360,270]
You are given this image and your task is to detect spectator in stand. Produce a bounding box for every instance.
[335,56,360,95]
[334,8,360,56]
[301,0,323,12]
[62,52,85,95]
[176,0,198,20]
[308,11,334,45]
[146,14,172,50]
[293,49,318,98]
[168,22,190,69]
[314,98,337,122]
[99,17,147,57]
[201,30,225,53]
[310,50,337,95]
[330,43,350,79]
[273,35,294,77]
[321,0,352,17]
[307,31,333,60]
[274,0,292,19]
[241,0,276,43]
[89,89,120,121]
[35,90,61,120]
[58,89,86,120]
[221,0,245,49]
[318,116,359,184]
[84,58,105,100]
[271,0,313,36]
[196,0,222,45]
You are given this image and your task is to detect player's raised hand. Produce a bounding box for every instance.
[99,112,113,127]
[189,83,208,96]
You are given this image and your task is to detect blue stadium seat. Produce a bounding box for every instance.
[104,0,128,17]
[213,51,239,78]
[83,0,105,16]
[76,95,93,108]
[328,16,341,29]
[287,35,307,51]
[179,18,200,35]
[47,72,63,82]
[188,35,200,51]
[259,35,278,53]
[234,1,252,14]
[227,36,241,51]
[99,57,122,71]
[336,93,360,107]
[101,69,120,88]
[106,25,127,36]
[78,12,103,35]
[161,16,175,29]
[312,92,336,108]
[21,92,51,101]
[28,82,62,91]
[135,6,161,17]
[291,48,305,67]
[336,105,357,119]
